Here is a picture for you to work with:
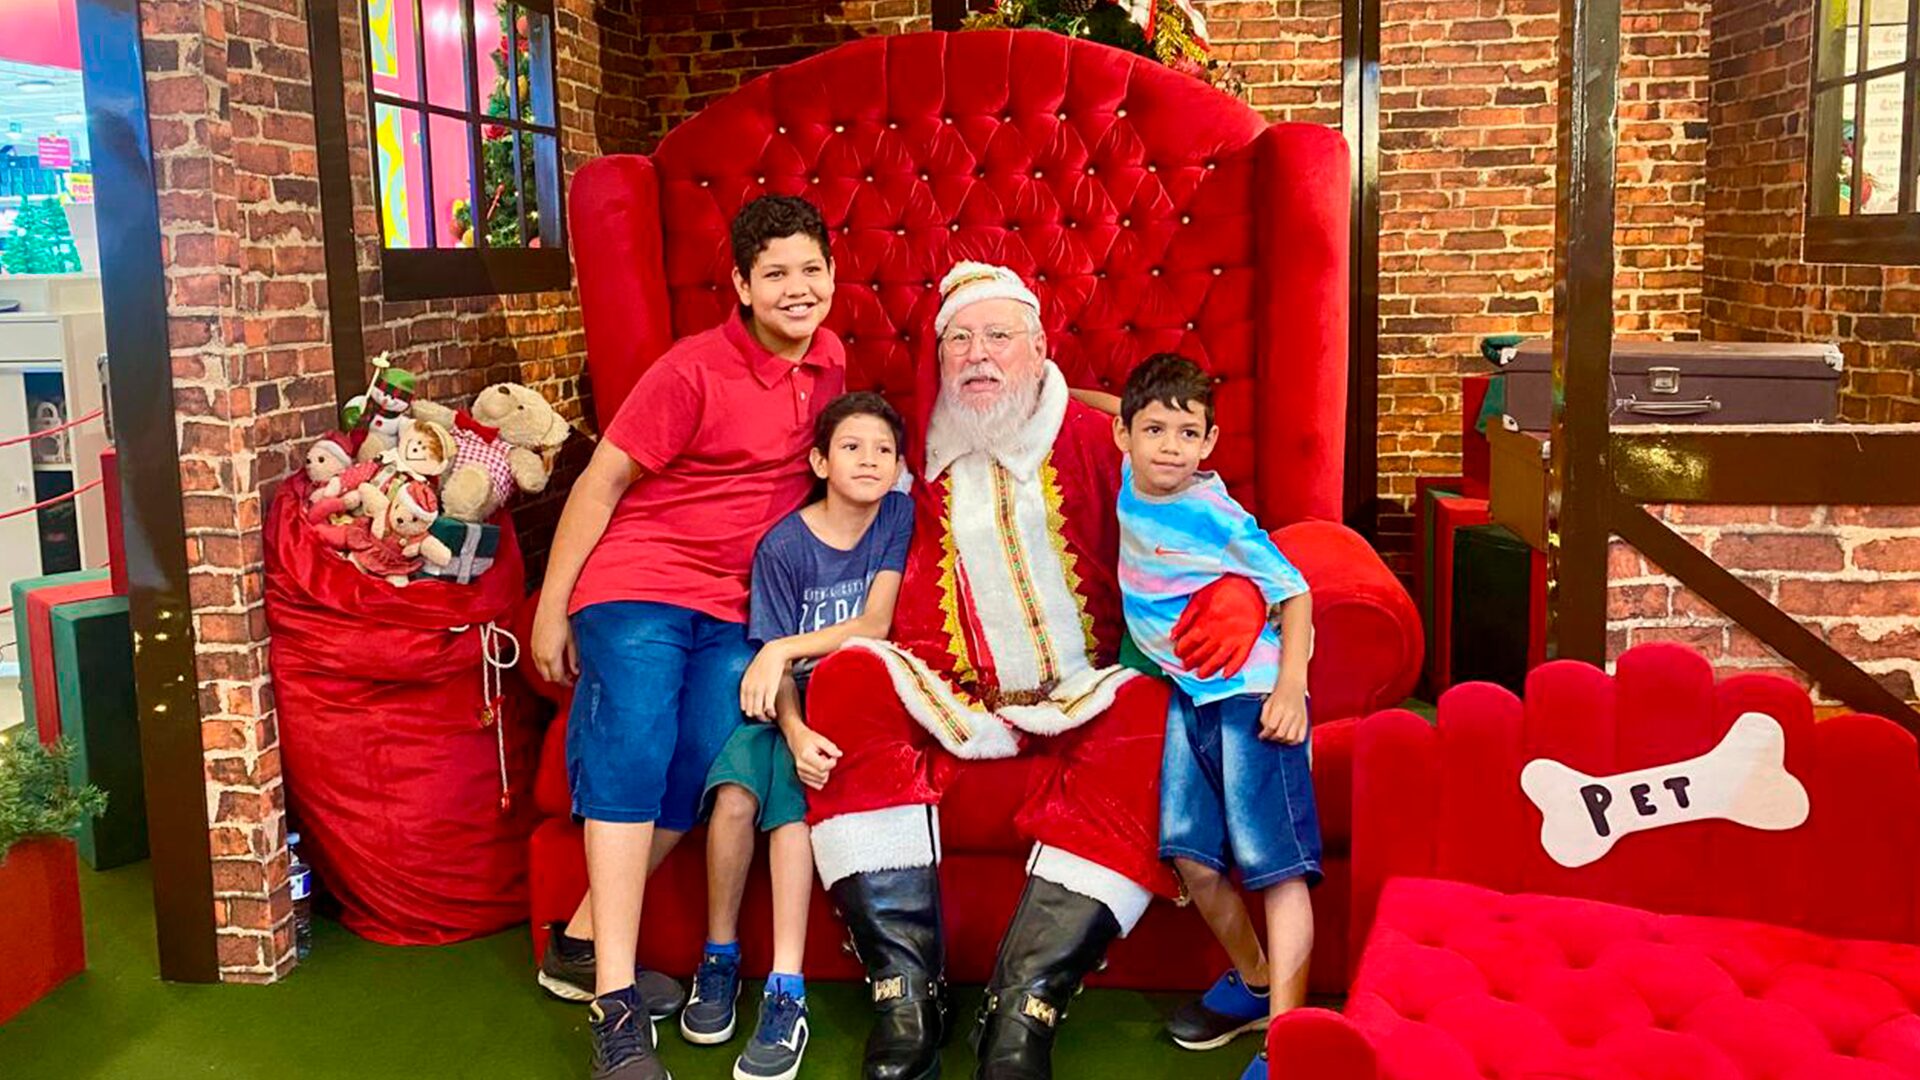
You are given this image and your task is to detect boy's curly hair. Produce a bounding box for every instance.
[730,195,832,278]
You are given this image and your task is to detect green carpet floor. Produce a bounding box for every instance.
[0,862,1266,1079]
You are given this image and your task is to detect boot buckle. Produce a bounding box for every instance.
[1018,994,1060,1028]
[873,975,908,1004]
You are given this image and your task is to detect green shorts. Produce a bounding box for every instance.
[699,722,809,832]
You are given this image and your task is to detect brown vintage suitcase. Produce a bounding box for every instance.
[1502,340,1843,431]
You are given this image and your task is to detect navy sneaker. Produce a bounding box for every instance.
[1166,969,1270,1051]
[733,990,809,1080]
[680,949,742,1045]
[1240,1049,1269,1080]
[589,989,670,1080]
[537,924,688,1019]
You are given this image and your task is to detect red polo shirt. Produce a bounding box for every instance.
[570,312,846,621]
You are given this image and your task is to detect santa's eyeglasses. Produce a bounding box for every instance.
[939,326,1032,357]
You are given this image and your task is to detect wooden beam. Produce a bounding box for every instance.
[1546,0,1619,665]
[307,0,367,402]
[1613,426,1920,505]
[1613,500,1920,734]
[932,0,968,31]
[76,0,220,982]
[1342,0,1382,539]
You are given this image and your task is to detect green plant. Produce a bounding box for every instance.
[0,734,107,863]
[1,198,83,276]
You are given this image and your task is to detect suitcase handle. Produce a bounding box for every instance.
[1617,395,1721,417]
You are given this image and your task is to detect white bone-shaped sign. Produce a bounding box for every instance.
[1519,712,1809,868]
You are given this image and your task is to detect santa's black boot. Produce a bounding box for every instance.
[831,866,950,1080]
[971,876,1123,1080]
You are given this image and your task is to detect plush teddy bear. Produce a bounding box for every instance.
[410,383,570,522]
[303,433,357,489]
[337,480,451,587]
[310,419,455,524]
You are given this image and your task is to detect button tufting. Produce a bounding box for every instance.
[777,125,787,135]
[1033,169,1043,179]
[756,176,766,184]
[950,223,960,232]
[924,280,934,288]
[1212,266,1224,276]
[919,171,930,181]
[1087,165,1097,175]
[1151,268,1162,276]
[1123,322,1135,332]
[1010,223,1021,231]
[1116,108,1128,117]
[1182,214,1192,225]
[1186,321,1196,330]
[888,120,899,129]
[1206,161,1217,170]
[1056,110,1067,120]
[810,175,820,184]
[698,179,710,188]
[1036,272,1046,281]
[1121,217,1132,227]
[895,228,906,236]
[866,173,875,182]
[1147,164,1157,173]
[834,123,846,133]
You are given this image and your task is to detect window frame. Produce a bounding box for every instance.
[357,0,569,300]
[1806,0,1920,264]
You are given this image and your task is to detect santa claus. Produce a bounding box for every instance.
[805,261,1267,1079]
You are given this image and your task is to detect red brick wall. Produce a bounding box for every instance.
[1372,0,1708,570]
[1702,0,1920,423]
[1203,1,1344,126]
[1609,505,1920,703]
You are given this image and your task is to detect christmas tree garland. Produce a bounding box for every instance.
[963,0,1240,97]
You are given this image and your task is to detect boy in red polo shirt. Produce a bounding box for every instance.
[529,195,845,1080]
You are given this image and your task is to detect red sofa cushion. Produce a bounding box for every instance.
[1349,877,1920,1080]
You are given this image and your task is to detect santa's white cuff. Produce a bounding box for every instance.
[812,805,942,890]
[1028,843,1153,936]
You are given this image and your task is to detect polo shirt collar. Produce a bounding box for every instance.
[725,308,831,388]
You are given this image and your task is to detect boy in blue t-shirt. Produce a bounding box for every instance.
[684,391,913,1080]
[1112,354,1317,1080]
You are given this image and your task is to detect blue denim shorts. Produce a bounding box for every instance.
[1159,691,1323,891]
[566,600,751,830]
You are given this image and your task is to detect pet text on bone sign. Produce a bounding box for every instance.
[1520,712,1809,868]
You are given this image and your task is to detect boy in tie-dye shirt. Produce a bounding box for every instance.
[1112,354,1318,1080]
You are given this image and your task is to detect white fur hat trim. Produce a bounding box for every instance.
[934,260,1041,336]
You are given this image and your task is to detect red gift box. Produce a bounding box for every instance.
[1426,493,1491,696]
[20,575,113,744]
[0,837,85,1024]
[1460,373,1493,499]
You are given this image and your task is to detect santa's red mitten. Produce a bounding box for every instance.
[1172,574,1267,680]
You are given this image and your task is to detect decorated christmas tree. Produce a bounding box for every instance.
[451,1,540,249]
[964,0,1235,96]
[1,199,82,276]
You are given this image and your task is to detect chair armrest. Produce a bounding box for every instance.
[1265,1008,1377,1078]
[1274,519,1424,719]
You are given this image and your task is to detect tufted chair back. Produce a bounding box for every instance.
[570,30,1350,525]
[1351,642,1920,957]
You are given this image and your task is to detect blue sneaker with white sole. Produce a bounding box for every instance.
[680,948,742,1045]
[1166,969,1270,1051]
[733,989,809,1080]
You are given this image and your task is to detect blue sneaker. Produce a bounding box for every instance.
[1240,1049,1269,1079]
[680,949,742,1045]
[1166,969,1270,1050]
[732,989,809,1080]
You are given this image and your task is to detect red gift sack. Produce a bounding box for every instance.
[264,474,540,945]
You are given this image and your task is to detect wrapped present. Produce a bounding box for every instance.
[10,570,111,744]
[419,518,501,584]
[51,595,147,870]
[1449,522,1548,695]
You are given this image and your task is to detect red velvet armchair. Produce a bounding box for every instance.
[1270,642,1920,1077]
[526,29,1421,993]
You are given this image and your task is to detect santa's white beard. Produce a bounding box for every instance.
[930,366,1042,458]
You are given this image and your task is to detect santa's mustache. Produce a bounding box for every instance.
[946,361,1005,392]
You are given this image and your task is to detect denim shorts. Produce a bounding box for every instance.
[566,600,752,830]
[1159,691,1323,891]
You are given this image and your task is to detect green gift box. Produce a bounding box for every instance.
[50,594,147,870]
[419,518,501,584]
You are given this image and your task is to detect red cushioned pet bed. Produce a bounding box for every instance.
[1268,642,1920,1079]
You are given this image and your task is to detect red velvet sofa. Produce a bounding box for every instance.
[1269,642,1920,1077]
[527,29,1421,994]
